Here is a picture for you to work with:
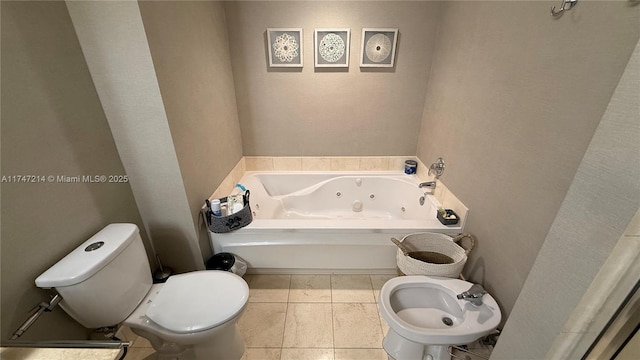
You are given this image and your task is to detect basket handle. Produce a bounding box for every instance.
[452,233,475,255]
[243,190,251,206]
[390,237,410,256]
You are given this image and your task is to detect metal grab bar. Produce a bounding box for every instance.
[10,294,62,340]
[3,340,130,349]
[8,294,131,360]
[4,340,130,360]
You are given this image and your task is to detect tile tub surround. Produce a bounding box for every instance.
[414,157,470,230]
[210,157,246,200]
[244,156,413,172]
[120,274,493,360]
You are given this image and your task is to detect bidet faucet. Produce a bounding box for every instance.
[419,181,436,189]
[457,284,487,306]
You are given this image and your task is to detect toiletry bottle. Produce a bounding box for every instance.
[226,184,246,215]
[404,160,417,174]
[210,199,222,217]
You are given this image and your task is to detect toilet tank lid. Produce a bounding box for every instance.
[35,224,141,288]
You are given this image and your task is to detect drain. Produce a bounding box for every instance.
[442,317,453,326]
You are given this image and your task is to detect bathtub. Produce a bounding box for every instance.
[208,172,464,273]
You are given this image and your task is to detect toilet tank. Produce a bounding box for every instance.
[35,224,152,329]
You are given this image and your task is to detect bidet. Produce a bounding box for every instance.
[378,276,501,360]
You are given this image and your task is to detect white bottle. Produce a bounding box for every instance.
[210,199,222,217]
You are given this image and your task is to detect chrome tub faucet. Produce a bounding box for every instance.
[457,284,487,306]
[418,181,436,205]
[419,181,436,189]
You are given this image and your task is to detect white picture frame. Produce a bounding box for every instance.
[360,28,398,68]
[314,28,350,68]
[267,28,303,67]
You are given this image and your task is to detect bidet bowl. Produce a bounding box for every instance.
[378,275,501,345]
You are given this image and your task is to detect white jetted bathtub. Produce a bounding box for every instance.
[208,172,464,273]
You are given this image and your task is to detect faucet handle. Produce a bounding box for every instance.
[428,157,445,179]
[468,284,486,297]
[457,284,487,306]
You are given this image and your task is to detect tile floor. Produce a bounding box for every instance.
[121,274,492,360]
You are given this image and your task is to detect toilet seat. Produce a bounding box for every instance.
[145,271,249,334]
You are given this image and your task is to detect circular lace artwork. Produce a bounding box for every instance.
[273,33,299,63]
[318,33,345,63]
[365,33,392,63]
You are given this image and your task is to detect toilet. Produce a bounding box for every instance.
[35,223,249,360]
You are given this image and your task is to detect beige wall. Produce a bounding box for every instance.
[225,1,441,156]
[66,1,205,273]
[1,1,149,342]
[416,1,640,320]
[138,1,244,262]
[493,38,640,359]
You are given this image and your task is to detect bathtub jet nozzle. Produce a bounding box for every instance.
[352,200,363,212]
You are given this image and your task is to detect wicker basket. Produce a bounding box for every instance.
[394,232,474,278]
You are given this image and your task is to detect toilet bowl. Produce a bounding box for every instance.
[378,276,501,360]
[124,271,248,360]
[35,224,249,360]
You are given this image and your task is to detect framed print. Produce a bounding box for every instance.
[360,28,398,68]
[314,28,350,67]
[267,28,303,67]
